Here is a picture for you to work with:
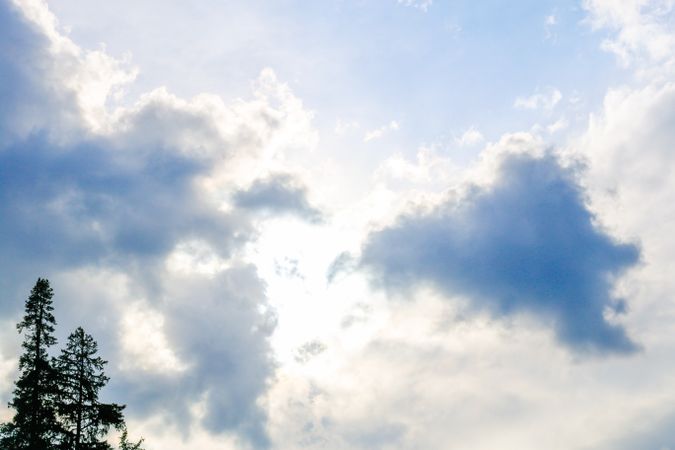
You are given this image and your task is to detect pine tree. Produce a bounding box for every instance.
[0,278,61,450]
[54,327,124,450]
[117,427,144,450]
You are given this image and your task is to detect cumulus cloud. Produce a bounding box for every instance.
[579,82,675,269]
[5,0,675,448]
[0,134,244,286]
[583,0,675,75]
[116,268,277,447]
[0,1,78,141]
[0,0,318,445]
[359,152,640,354]
[234,173,323,223]
[0,0,136,142]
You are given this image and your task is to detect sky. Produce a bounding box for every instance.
[2,0,675,449]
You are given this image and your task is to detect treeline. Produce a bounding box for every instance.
[0,278,145,450]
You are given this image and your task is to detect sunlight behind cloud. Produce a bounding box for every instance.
[2,0,675,448]
[120,302,188,374]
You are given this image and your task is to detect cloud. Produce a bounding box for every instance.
[372,146,462,191]
[233,173,323,222]
[327,252,356,283]
[589,409,675,450]
[583,0,675,75]
[544,13,558,41]
[359,152,640,354]
[547,118,569,134]
[294,340,327,363]
[0,134,241,282]
[364,120,400,142]
[0,0,318,445]
[0,0,78,142]
[0,0,136,142]
[397,0,433,12]
[114,268,277,447]
[579,82,675,267]
[455,127,485,147]
[514,87,563,111]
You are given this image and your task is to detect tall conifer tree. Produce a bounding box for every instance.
[0,278,61,450]
[54,327,124,450]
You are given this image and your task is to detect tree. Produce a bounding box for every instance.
[0,278,61,450]
[54,327,124,450]
[117,427,144,450]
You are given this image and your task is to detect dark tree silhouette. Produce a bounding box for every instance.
[117,426,144,450]
[0,278,61,450]
[54,327,124,450]
[1,279,146,450]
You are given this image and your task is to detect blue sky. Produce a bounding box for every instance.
[2,0,675,449]
[47,0,624,159]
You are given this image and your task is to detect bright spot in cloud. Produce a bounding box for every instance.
[120,302,188,374]
[3,0,675,448]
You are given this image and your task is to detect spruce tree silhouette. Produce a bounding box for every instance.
[0,278,61,450]
[1,280,146,450]
[117,427,144,450]
[54,327,124,450]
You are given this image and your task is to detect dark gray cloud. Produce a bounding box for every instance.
[0,2,83,142]
[360,153,640,354]
[233,173,323,222]
[0,132,256,331]
[0,134,247,275]
[107,267,277,448]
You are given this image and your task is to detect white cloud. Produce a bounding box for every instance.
[266,286,672,450]
[563,78,675,450]
[374,146,461,191]
[397,0,433,12]
[514,87,563,111]
[547,117,569,134]
[455,126,485,147]
[364,120,400,142]
[3,0,137,139]
[120,302,187,374]
[583,0,675,77]
[545,13,558,40]
[577,82,675,265]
